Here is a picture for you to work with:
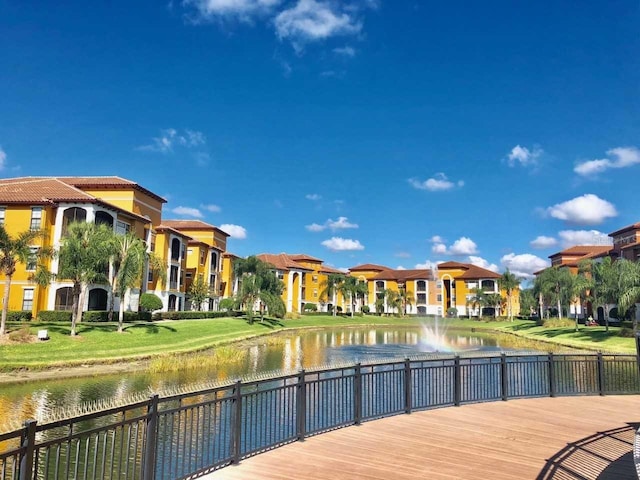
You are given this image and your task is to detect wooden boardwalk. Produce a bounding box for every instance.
[204,396,640,480]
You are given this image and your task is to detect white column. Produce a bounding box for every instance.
[286,272,293,312]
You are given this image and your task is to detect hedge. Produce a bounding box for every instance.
[37,310,152,322]
[152,311,243,320]
[6,311,33,322]
[37,311,73,322]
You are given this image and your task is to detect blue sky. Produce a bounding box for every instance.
[1,0,639,280]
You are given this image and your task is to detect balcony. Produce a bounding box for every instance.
[170,281,178,290]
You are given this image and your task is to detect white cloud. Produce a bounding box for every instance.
[201,204,221,213]
[500,253,549,279]
[333,45,355,57]
[506,145,542,167]
[396,265,407,270]
[321,237,364,251]
[171,206,203,218]
[275,0,362,51]
[183,0,281,22]
[558,230,613,248]
[468,256,499,272]
[449,237,478,256]
[574,146,640,176]
[431,243,448,254]
[306,216,358,232]
[546,194,618,225]
[137,128,206,153]
[430,235,444,243]
[0,147,6,170]
[305,193,322,200]
[408,173,464,192]
[530,236,558,249]
[220,223,247,239]
[414,260,438,272]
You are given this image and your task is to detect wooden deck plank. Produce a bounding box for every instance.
[203,396,640,480]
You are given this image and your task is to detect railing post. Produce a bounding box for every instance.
[548,353,556,398]
[454,356,462,406]
[142,395,159,480]
[597,352,605,396]
[404,359,412,414]
[500,354,508,401]
[354,363,362,425]
[296,370,306,441]
[19,420,36,480]
[232,380,242,464]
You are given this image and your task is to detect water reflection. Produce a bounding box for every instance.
[1,327,559,428]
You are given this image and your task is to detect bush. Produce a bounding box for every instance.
[6,311,33,322]
[139,293,163,312]
[152,311,241,320]
[619,327,635,338]
[542,318,574,328]
[8,324,32,343]
[361,305,370,314]
[285,312,301,320]
[303,303,318,312]
[219,298,235,311]
[446,307,458,318]
[82,311,152,322]
[38,311,73,322]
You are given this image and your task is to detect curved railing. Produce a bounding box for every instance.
[1,352,639,480]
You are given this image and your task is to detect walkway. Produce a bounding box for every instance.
[204,396,640,480]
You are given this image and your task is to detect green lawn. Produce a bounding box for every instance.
[0,315,635,371]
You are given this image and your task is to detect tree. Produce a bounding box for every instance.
[498,270,520,321]
[587,257,619,332]
[617,259,640,334]
[571,261,594,332]
[533,266,573,319]
[485,293,503,317]
[319,273,345,317]
[0,226,53,336]
[58,222,113,336]
[384,289,402,316]
[232,256,285,323]
[189,275,212,311]
[139,293,163,312]
[354,280,369,313]
[219,297,235,312]
[466,287,487,317]
[398,286,414,316]
[519,288,537,317]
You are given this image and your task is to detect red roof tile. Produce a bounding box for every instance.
[257,253,313,271]
[288,254,323,263]
[59,176,167,203]
[349,263,391,272]
[0,178,96,204]
[609,222,640,237]
[373,269,433,281]
[457,265,501,279]
[162,219,230,236]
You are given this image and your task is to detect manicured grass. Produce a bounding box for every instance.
[0,315,635,371]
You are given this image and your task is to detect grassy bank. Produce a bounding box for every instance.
[0,315,635,371]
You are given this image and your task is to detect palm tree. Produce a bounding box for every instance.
[384,289,402,316]
[58,222,113,336]
[534,266,573,319]
[319,273,345,316]
[617,259,640,334]
[485,293,503,317]
[338,276,358,317]
[398,286,414,316]
[0,226,53,336]
[232,256,285,323]
[571,262,594,332]
[466,287,487,318]
[498,270,520,321]
[354,279,369,313]
[587,257,619,332]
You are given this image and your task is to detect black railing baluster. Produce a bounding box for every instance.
[19,420,36,480]
[501,354,508,401]
[231,381,242,465]
[142,394,159,480]
[548,353,556,397]
[597,352,605,396]
[404,359,412,414]
[454,356,461,406]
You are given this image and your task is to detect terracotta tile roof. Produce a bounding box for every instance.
[457,265,501,279]
[288,254,323,263]
[609,222,640,237]
[223,252,239,258]
[373,269,433,281]
[349,263,391,272]
[620,241,640,251]
[549,245,612,258]
[319,265,345,274]
[437,261,470,269]
[257,253,313,271]
[0,178,96,204]
[162,219,230,236]
[155,225,193,239]
[59,176,167,203]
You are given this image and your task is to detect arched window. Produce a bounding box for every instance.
[168,294,177,311]
[481,280,495,291]
[55,287,74,311]
[95,211,114,228]
[62,207,87,235]
[210,251,219,271]
[416,280,426,291]
[88,288,108,311]
[171,239,181,261]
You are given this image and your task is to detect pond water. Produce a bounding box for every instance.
[1,325,567,428]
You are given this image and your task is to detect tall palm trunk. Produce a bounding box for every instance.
[117,287,127,333]
[70,282,81,336]
[333,291,337,317]
[0,274,12,336]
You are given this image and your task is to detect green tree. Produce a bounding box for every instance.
[533,266,573,319]
[189,275,212,311]
[398,286,414,316]
[139,292,163,312]
[58,222,113,336]
[233,256,285,323]
[617,259,640,334]
[383,289,402,316]
[485,293,503,317]
[0,226,53,336]
[571,261,594,332]
[519,288,537,317]
[219,297,235,312]
[587,257,619,332]
[319,273,345,317]
[338,276,357,317]
[466,287,487,318]
[354,280,369,313]
[498,270,520,321]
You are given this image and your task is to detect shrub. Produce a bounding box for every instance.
[38,311,73,322]
[446,307,458,318]
[152,311,240,320]
[139,293,163,312]
[6,311,33,322]
[542,318,574,328]
[8,324,32,343]
[303,303,318,312]
[285,312,301,320]
[361,305,370,314]
[619,327,635,338]
[82,311,152,322]
[219,298,235,311]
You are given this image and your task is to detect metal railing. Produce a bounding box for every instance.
[1,353,639,480]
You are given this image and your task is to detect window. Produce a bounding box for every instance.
[436,294,442,302]
[210,252,218,271]
[187,248,193,255]
[26,247,38,271]
[22,289,34,311]
[312,275,318,282]
[185,272,193,279]
[55,287,74,311]
[115,220,129,235]
[436,281,442,289]
[209,274,216,285]
[416,280,426,291]
[277,271,284,281]
[30,207,42,230]
[313,289,318,298]
[0,207,6,226]
[200,250,205,265]
[148,269,154,283]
